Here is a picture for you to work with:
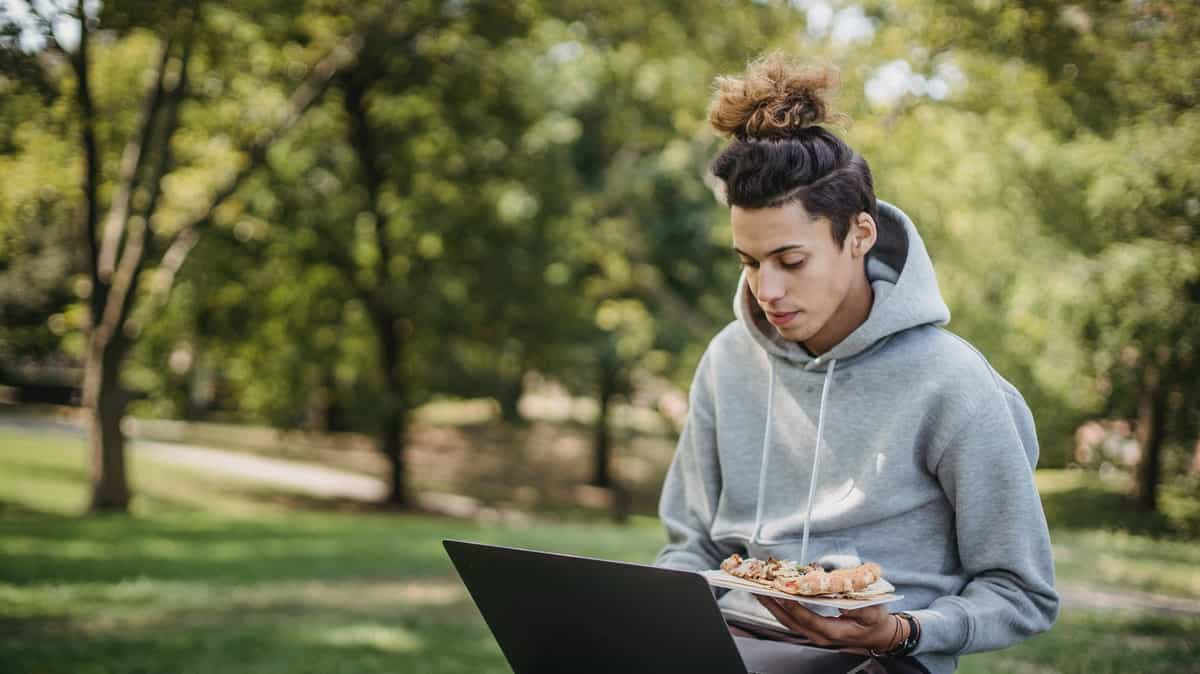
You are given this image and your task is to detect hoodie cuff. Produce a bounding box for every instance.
[908,604,971,656]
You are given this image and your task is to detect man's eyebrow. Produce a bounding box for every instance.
[732,244,808,258]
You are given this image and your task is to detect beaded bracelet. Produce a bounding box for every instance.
[870,612,921,658]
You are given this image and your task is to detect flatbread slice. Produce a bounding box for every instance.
[719,553,884,597]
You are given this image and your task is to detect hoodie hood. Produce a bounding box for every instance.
[733,200,950,368]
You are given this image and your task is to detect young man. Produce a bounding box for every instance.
[654,54,1058,674]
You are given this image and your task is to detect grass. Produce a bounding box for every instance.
[2,426,1199,674]
[0,509,666,674]
[1036,469,1200,599]
[957,611,1198,674]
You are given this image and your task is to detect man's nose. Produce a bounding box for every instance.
[757,267,786,303]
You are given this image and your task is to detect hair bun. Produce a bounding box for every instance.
[708,53,843,140]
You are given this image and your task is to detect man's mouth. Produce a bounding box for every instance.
[765,310,800,326]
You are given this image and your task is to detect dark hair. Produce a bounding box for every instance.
[707,53,877,247]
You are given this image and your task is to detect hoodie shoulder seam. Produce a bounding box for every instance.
[925,328,1007,476]
[934,327,1008,395]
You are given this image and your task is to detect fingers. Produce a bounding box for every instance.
[756,596,853,647]
[837,604,888,627]
[755,597,814,641]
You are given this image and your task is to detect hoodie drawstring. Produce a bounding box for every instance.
[749,357,838,565]
[749,359,777,545]
[799,358,836,565]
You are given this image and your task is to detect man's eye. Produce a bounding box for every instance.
[782,259,805,269]
[739,259,759,269]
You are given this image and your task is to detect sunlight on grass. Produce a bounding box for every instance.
[0,426,294,517]
[305,622,425,653]
[1078,539,1200,597]
[0,431,91,514]
[0,577,470,627]
[1092,558,1200,596]
[1036,468,1198,535]
[1034,468,1092,494]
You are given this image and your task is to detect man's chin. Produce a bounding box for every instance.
[772,324,811,342]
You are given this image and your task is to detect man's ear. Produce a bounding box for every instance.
[849,212,878,258]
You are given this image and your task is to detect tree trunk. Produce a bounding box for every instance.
[380,400,407,508]
[343,66,412,509]
[304,369,336,433]
[591,358,618,488]
[1190,438,1200,477]
[499,373,524,424]
[83,333,130,512]
[376,314,408,508]
[1134,365,1167,512]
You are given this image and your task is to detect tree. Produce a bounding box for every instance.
[220,1,797,507]
[210,1,562,507]
[3,0,361,512]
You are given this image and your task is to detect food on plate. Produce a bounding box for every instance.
[719,553,884,597]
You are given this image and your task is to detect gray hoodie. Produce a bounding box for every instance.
[655,201,1059,674]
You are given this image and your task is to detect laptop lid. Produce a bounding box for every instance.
[443,539,750,674]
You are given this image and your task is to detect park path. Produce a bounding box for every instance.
[4,413,1200,617]
[0,412,387,500]
[0,413,481,517]
[133,438,388,501]
[1056,581,1200,617]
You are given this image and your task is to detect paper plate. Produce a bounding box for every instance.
[700,570,903,610]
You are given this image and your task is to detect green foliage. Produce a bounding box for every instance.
[119,1,806,436]
[2,1,1196,508]
[0,56,80,368]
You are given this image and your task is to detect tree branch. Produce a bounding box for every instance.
[100,2,197,345]
[97,32,175,282]
[95,214,146,346]
[138,2,197,251]
[342,61,394,312]
[155,32,364,277]
[153,226,200,309]
[66,0,103,326]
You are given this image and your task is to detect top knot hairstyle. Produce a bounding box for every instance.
[708,53,877,247]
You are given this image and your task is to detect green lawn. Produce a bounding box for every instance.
[2,426,1197,673]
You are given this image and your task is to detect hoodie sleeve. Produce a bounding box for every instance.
[655,349,728,572]
[911,382,1060,655]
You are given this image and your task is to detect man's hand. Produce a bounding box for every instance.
[755,596,901,651]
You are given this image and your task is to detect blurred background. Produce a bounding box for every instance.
[0,1,1197,672]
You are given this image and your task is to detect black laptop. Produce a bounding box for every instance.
[443,539,872,674]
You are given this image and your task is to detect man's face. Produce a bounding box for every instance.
[731,201,860,347]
